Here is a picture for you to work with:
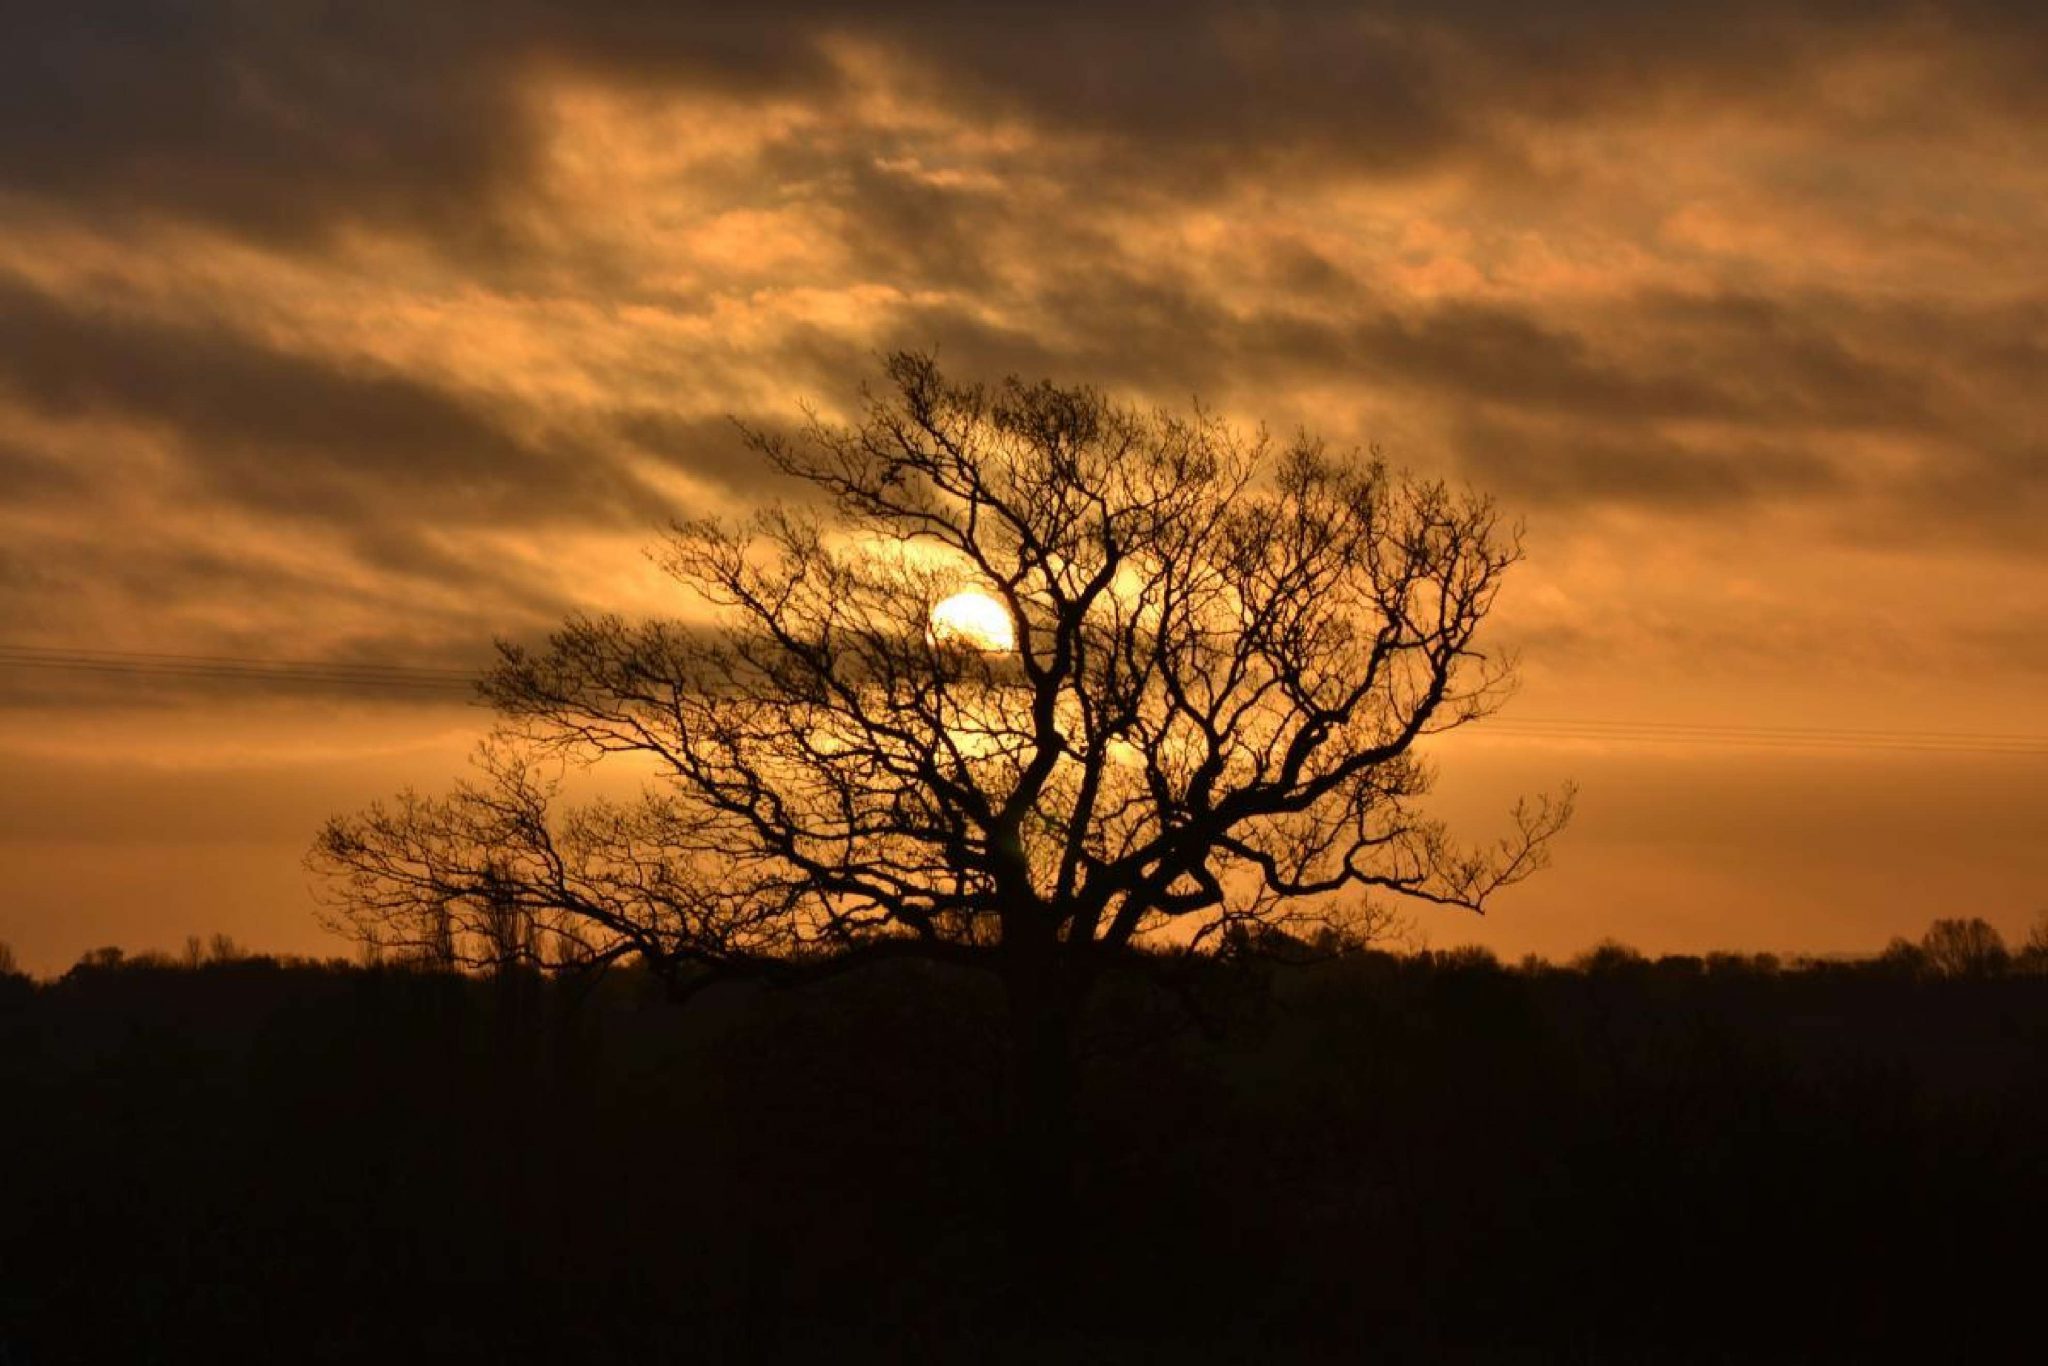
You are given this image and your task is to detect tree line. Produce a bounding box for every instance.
[3,913,2044,1361]
[11,911,2044,986]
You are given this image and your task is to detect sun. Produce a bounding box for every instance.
[929,589,1016,652]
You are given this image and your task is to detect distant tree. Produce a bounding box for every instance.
[1918,918,2008,977]
[1217,898,1413,962]
[0,940,19,979]
[2022,909,2048,973]
[312,352,1571,1257]
[1878,936,1929,976]
[181,932,247,967]
[1573,940,1646,973]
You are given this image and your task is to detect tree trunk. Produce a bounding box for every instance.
[999,949,1084,1309]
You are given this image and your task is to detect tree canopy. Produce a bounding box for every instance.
[313,353,1570,995]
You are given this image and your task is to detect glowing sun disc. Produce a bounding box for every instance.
[929,590,1016,652]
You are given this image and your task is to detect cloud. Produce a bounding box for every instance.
[2,1,2046,971]
[0,277,675,527]
[0,438,89,506]
[7,2,2041,249]
[0,0,2042,686]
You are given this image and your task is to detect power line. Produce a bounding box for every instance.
[2,643,2045,754]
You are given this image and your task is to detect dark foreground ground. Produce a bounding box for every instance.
[2,942,2043,1364]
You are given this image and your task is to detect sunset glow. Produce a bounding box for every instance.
[929,590,1016,653]
[0,2,2043,975]
[8,11,2048,1360]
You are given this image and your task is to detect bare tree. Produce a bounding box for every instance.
[2024,908,2048,965]
[312,352,1570,1243]
[1918,917,2010,977]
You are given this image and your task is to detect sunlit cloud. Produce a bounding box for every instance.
[1,0,2044,969]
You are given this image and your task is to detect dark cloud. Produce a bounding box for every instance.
[1452,418,1842,510]
[0,0,2039,649]
[1892,439,2048,553]
[0,277,668,528]
[8,2,2044,250]
[0,439,89,505]
[881,260,1877,429]
[0,658,486,715]
[1,0,2044,978]
[796,154,1024,297]
[3,527,547,644]
[611,411,788,495]
[0,3,535,250]
[0,273,691,663]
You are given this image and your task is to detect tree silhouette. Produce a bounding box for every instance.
[2023,909,2048,970]
[1918,917,2010,977]
[312,352,1570,1257]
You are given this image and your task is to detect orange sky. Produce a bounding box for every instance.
[2,2,2044,974]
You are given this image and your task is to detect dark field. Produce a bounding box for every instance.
[2,944,2043,1363]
